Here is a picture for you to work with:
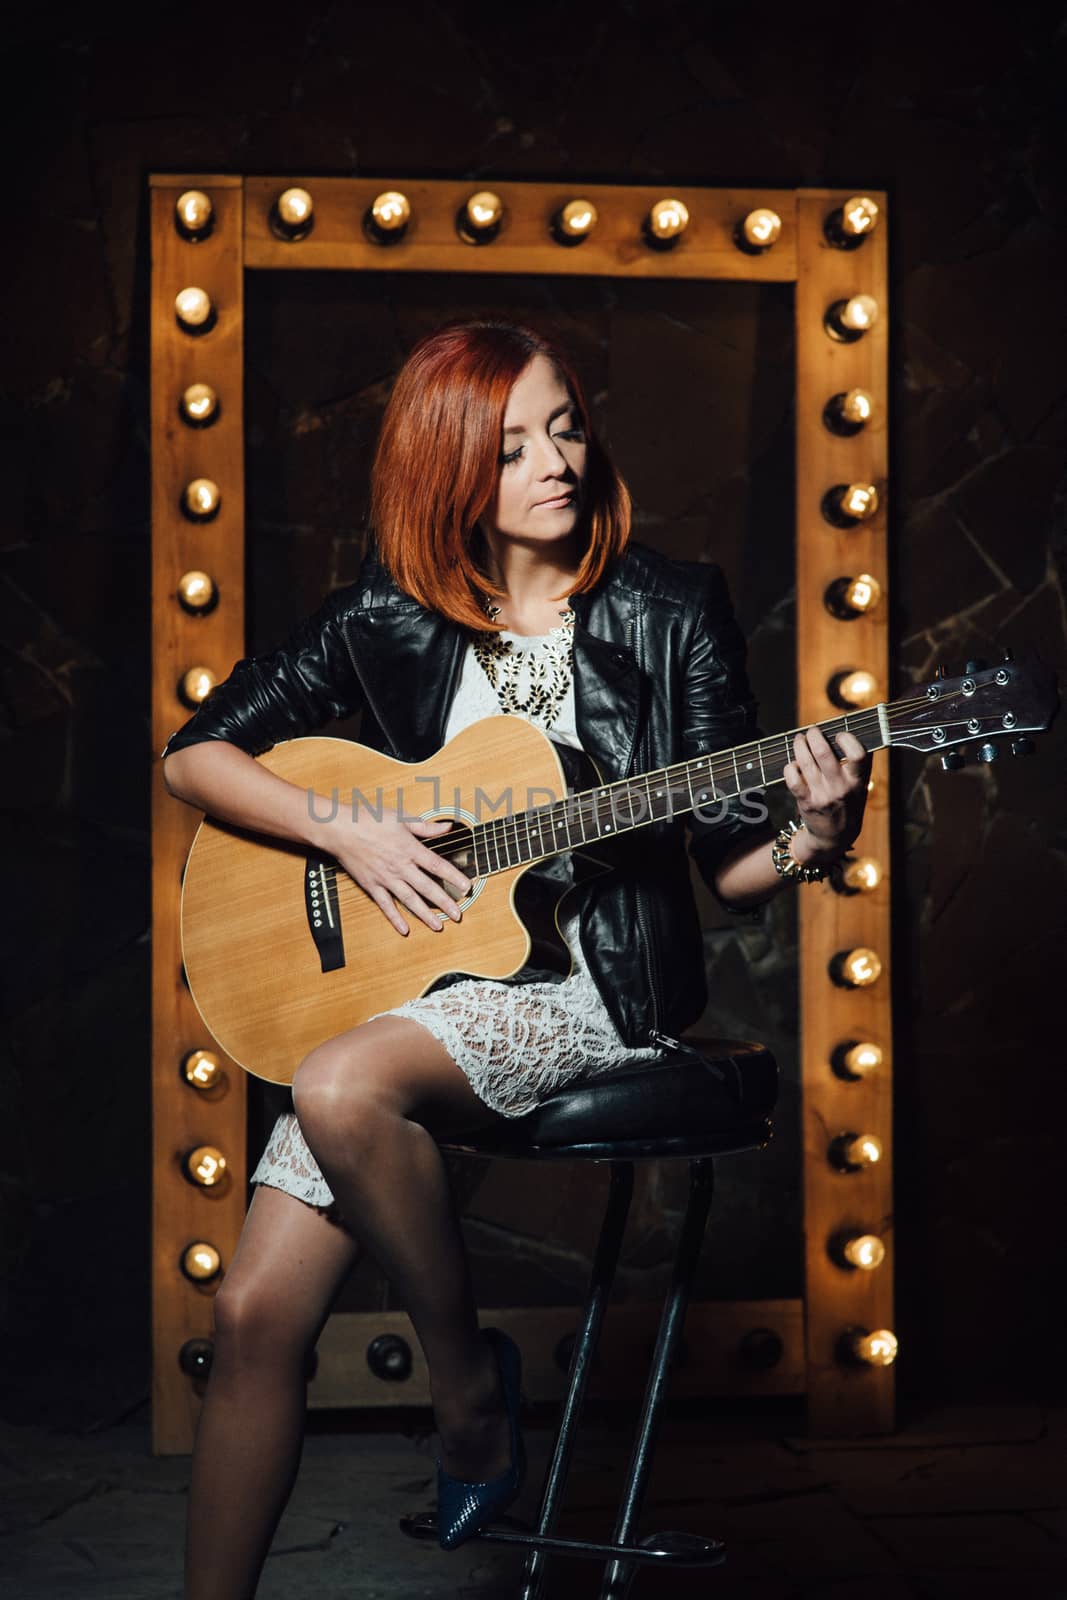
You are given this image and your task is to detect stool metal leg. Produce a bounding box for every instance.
[597,1157,717,1600]
[520,1160,635,1600]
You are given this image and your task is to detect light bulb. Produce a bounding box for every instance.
[458,189,504,243]
[177,571,217,612]
[825,572,883,620]
[554,198,598,244]
[367,190,411,241]
[180,383,219,426]
[181,478,221,520]
[181,1241,222,1281]
[825,294,879,341]
[185,1146,227,1187]
[180,666,217,706]
[174,287,215,332]
[831,1040,883,1079]
[843,1234,886,1270]
[175,190,214,238]
[852,1328,898,1366]
[740,207,782,249]
[824,482,879,525]
[842,856,882,892]
[842,196,880,238]
[272,186,314,240]
[182,1048,222,1089]
[834,669,880,708]
[831,945,883,987]
[646,197,690,246]
[847,1041,882,1076]
[844,573,881,611]
[830,1131,883,1170]
[825,388,874,433]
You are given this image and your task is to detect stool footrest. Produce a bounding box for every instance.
[399,1511,726,1567]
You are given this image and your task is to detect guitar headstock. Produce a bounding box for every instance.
[888,649,1060,766]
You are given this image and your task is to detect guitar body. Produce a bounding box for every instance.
[177,649,1058,1087]
[180,716,577,1084]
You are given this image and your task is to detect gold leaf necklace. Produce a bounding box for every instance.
[473,598,575,729]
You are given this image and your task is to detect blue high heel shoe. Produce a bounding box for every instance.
[435,1326,527,1550]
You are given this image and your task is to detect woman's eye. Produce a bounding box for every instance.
[500,445,524,465]
[499,426,584,466]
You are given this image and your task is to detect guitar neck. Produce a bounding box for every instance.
[469,704,890,876]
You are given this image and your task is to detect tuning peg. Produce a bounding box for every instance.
[1000,645,1014,663]
[964,657,988,673]
[940,750,966,771]
[977,743,1000,763]
[1010,737,1036,757]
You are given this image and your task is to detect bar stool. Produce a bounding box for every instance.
[400,1035,778,1599]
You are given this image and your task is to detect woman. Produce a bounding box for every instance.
[162,317,871,1595]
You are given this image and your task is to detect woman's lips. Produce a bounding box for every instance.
[533,491,575,509]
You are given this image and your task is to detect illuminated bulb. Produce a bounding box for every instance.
[458,189,504,243]
[367,190,411,241]
[271,186,314,240]
[185,1146,227,1187]
[181,1241,222,1281]
[846,1042,882,1076]
[852,1328,898,1366]
[844,573,881,611]
[740,207,782,249]
[823,482,880,528]
[842,856,882,892]
[174,286,215,332]
[175,190,214,238]
[835,669,880,708]
[825,572,882,620]
[182,1048,222,1089]
[840,294,878,330]
[554,198,598,244]
[182,478,221,520]
[825,388,874,434]
[831,1131,883,1170]
[646,197,690,246]
[825,293,879,341]
[843,1234,886,1270]
[180,382,219,426]
[177,570,217,612]
[842,196,880,238]
[831,945,883,988]
[844,483,878,519]
[832,1040,883,1079]
[180,666,217,706]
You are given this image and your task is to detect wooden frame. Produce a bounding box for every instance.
[150,174,891,1452]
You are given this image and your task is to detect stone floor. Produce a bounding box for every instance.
[3,1401,1065,1598]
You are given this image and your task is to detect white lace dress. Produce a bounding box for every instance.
[250,621,665,1210]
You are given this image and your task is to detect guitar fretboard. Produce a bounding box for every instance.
[468,705,889,876]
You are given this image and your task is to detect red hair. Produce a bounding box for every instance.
[370,318,631,631]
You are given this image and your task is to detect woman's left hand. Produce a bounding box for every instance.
[783,725,873,862]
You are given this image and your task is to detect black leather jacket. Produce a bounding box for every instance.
[161,540,771,1050]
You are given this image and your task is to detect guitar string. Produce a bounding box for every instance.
[320,701,998,895]
[320,701,1001,888]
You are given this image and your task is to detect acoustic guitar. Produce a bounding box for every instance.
[178,652,1058,1083]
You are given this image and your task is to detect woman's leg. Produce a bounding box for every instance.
[291,1015,514,1484]
[184,1182,360,1600]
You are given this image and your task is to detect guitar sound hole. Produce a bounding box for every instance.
[430,818,479,901]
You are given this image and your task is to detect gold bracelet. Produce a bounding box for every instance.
[771,818,829,884]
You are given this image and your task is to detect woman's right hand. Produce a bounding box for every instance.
[321,808,470,936]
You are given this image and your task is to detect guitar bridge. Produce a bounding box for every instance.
[304,854,345,973]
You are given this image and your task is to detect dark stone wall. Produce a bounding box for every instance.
[3,1,1063,1427]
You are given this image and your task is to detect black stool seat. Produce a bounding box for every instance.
[441,1036,777,1161]
[405,1035,779,1599]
